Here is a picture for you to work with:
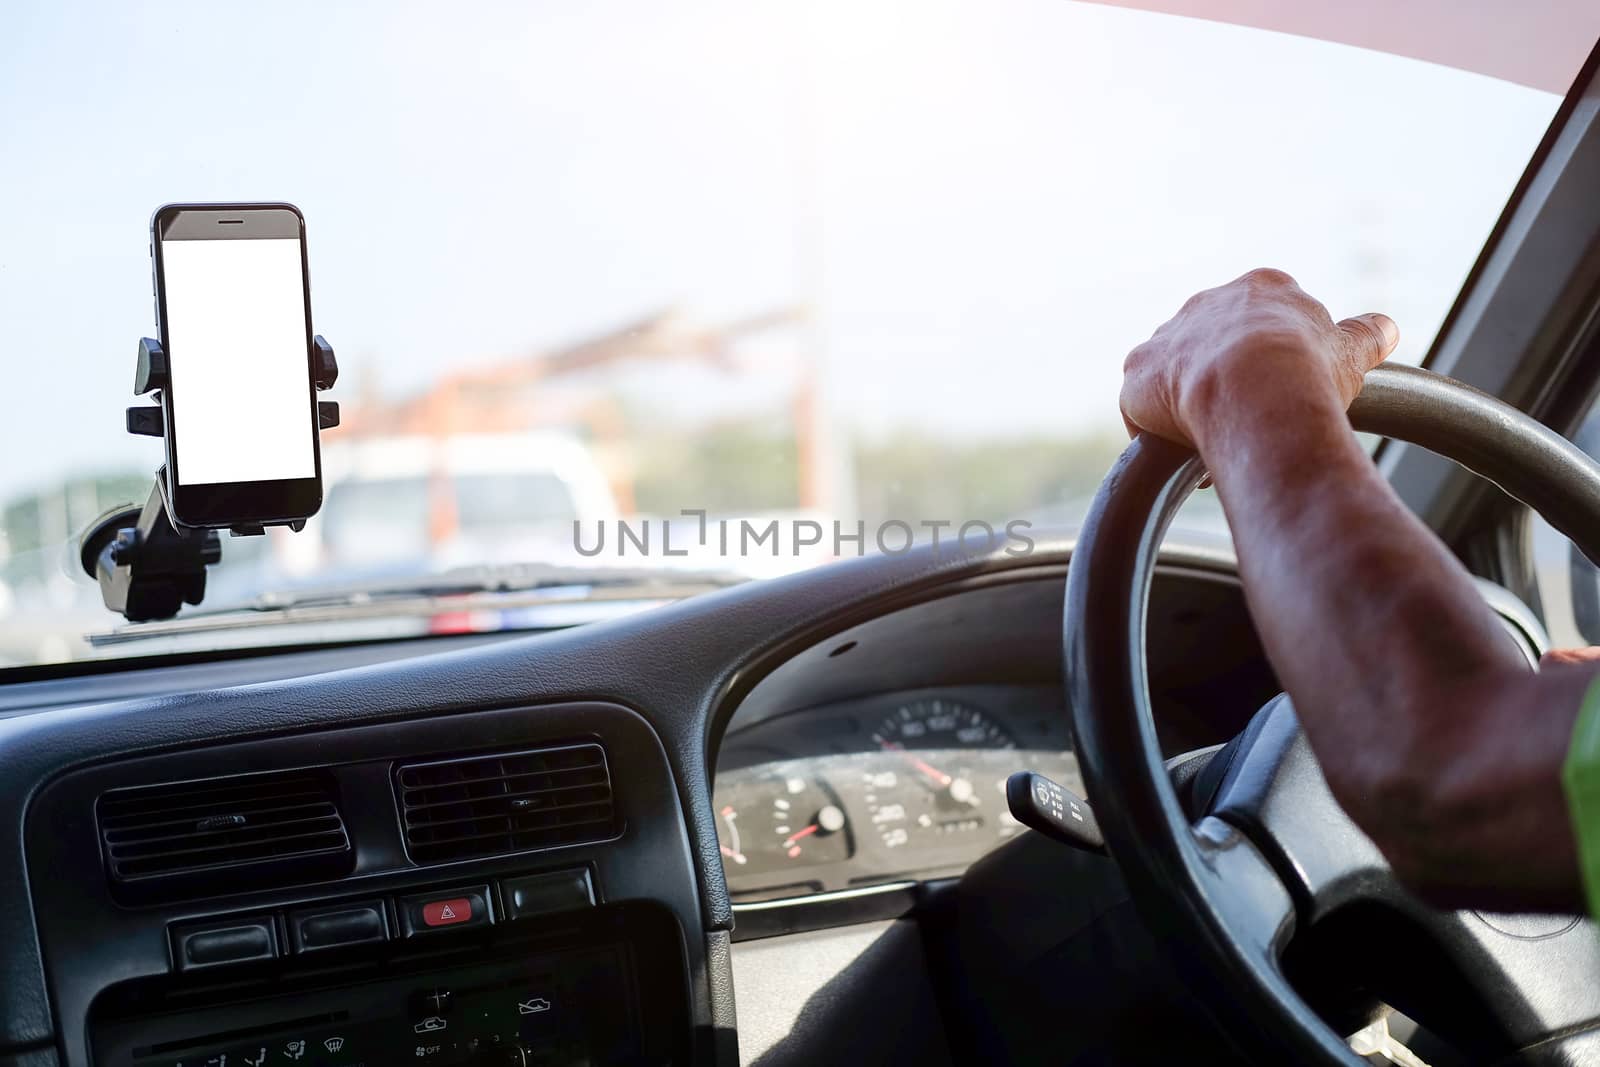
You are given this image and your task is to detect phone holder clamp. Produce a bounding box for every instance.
[125,335,341,438]
[80,335,342,623]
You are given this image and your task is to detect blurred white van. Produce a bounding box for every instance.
[310,433,620,574]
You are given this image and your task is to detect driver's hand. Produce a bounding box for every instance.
[1119,268,1400,450]
[1543,647,1600,666]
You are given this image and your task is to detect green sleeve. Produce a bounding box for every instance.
[1561,674,1600,919]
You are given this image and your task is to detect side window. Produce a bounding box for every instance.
[1533,406,1600,648]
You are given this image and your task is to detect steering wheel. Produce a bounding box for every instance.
[1066,363,1600,1063]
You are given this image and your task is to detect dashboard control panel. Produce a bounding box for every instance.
[92,899,686,1067]
[24,702,705,1067]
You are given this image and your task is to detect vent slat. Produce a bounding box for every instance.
[398,759,603,791]
[406,813,615,851]
[400,767,608,803]
[102,801,339,842]
[404,799,614,841]
[99,791,331,825]
[97,770,351,901]
[114,831,349,878]
[401,779,609,817]
[396,744,616,865]
[108,815,346,860]
[99,779,332,818]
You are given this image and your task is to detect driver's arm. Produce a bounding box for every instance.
[1120,268,1594,913]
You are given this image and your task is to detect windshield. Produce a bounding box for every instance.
[0,2,1582,668]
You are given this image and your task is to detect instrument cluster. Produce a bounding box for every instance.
[712,685,1079,900]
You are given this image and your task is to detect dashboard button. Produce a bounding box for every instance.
[500,868,594,922]
[231,1043,272,1066]
[422,897,473,927]
[398,886,491,937]
[171,915,277,971]
[289,900,388,954]
[409,986,454,1017]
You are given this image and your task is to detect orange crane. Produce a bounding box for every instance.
[336,307,820,516]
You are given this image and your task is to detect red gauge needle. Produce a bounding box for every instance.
[907,755,952,788]
[783,823,820,858]
[719,805,747,865]
[784,824,819,848]
[879,739,952,788]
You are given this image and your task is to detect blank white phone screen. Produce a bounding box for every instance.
[162,237,316,486]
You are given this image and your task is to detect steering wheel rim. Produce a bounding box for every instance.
[1064,363,1600,1063]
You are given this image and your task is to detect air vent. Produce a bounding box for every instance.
[396,743,616,865]
[98,770,351,902]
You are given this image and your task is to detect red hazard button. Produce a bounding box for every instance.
[423,897,472,927]
[399,886,490,938]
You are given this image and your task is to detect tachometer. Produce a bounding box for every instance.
[872,697,1014,751]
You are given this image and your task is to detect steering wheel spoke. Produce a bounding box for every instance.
[1190,814,1297,962]
[1210,696,1394,925]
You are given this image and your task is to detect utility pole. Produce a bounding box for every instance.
[787,4,856,520]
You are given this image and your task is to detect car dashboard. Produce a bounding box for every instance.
[0,539,1428,1067]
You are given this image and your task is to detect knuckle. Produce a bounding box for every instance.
[1123,342,1153,374]
[1234,327,1319,360]
[1299,292,1336,326]
[1241,266,1297,290]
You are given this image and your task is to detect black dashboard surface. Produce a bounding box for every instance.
[0,633,519,719]
[0,535,1267,1065]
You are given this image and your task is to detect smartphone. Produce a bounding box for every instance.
[151,202,323,528]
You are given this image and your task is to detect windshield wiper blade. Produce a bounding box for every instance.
[82,563,747,646]
[235,562,746,613]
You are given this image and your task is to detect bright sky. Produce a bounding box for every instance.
[0,0,1565,503]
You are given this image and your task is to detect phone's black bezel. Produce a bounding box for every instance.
[151,202,324,529]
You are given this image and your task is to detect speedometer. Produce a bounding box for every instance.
[863,698,1020,849]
